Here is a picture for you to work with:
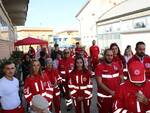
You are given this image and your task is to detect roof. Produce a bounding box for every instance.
[75,0,91,17]
[17,27,53,32]
[57,30,79,34]
[14,37,48,46]
[2,0,29,26]
[97,0,150,23]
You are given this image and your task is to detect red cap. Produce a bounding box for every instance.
[128,61,145,83]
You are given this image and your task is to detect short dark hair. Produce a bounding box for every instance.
[126,45,131,49]
[76,42,79,45]
[104,48,112,57]
[54,43,59,47]
[40,51,46,57]
[136,41,145,49]
[2,61,14,70]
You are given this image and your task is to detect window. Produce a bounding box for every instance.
[133,17,146,29]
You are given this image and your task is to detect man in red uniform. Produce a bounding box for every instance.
[75,42,83,57]
[95,49,123,113]
[90,40,100,70]
[113,61,150,113]
[128,41,150,79]
[58,49,74,111]
[45,58,61,113]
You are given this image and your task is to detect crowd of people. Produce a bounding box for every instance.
[0,40,150,113]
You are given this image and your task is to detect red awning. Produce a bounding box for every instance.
[14,37,48,46]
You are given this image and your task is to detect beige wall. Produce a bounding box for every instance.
[57,30,80,46]
[17,27,54,44]
[0,1,15,59]
[16,27,54,52]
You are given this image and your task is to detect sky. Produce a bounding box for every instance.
[25,0,87,31]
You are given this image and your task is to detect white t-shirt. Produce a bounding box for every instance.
[0,77,21,110]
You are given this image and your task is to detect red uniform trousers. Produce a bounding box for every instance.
[91,57,99,69]
[50,87,61,113]
[2,105,25,113]
[97,96,113,113]
[58,58,74,107]
[73,99,91,113]
[60,81,72,106]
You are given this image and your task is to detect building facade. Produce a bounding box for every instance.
[54,30,80,48]
[76,0,125,50]
[17,27,54,43]
[96,0,150,55]
[16,27,54,52]
[0,0,29,59]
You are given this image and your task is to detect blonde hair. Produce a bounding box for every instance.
[30,59,43,76]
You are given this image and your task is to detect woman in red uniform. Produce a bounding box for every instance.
[69,57,93,113]
[45,58,61,113]
[24,60,53,108]
[110,43,128,80]
[110,43,126,69]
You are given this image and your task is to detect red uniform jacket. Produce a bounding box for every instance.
[75,47,83,55]
[113,80,150,113]
[83,50,88,58]
[90,45,99,58]
[24,72,53,105]
[113,55,126,69]
[95,62,123,97]
[128,55,150,79]
[45,68,61,96]
[68,70,93,99]
[70,49,75,58]
[58,57,74,83]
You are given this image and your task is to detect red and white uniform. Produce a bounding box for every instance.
[95,62,123,113]
[113,80,150,113]
[24,72,53,106]
[58,57,74,106]
[113,55,127,80]
[70,49,75,59]
[81,50,89,68]
[68,70,93,113]
[90,45,100,69]
[128,55,150,79]
[75,47,83,56]
[45,68,61,113]
[113,55,126,69]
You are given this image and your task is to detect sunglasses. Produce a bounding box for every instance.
[5,67,15,70]
[64,52,69,54]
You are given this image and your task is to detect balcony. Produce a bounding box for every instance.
[2,0,29,26]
